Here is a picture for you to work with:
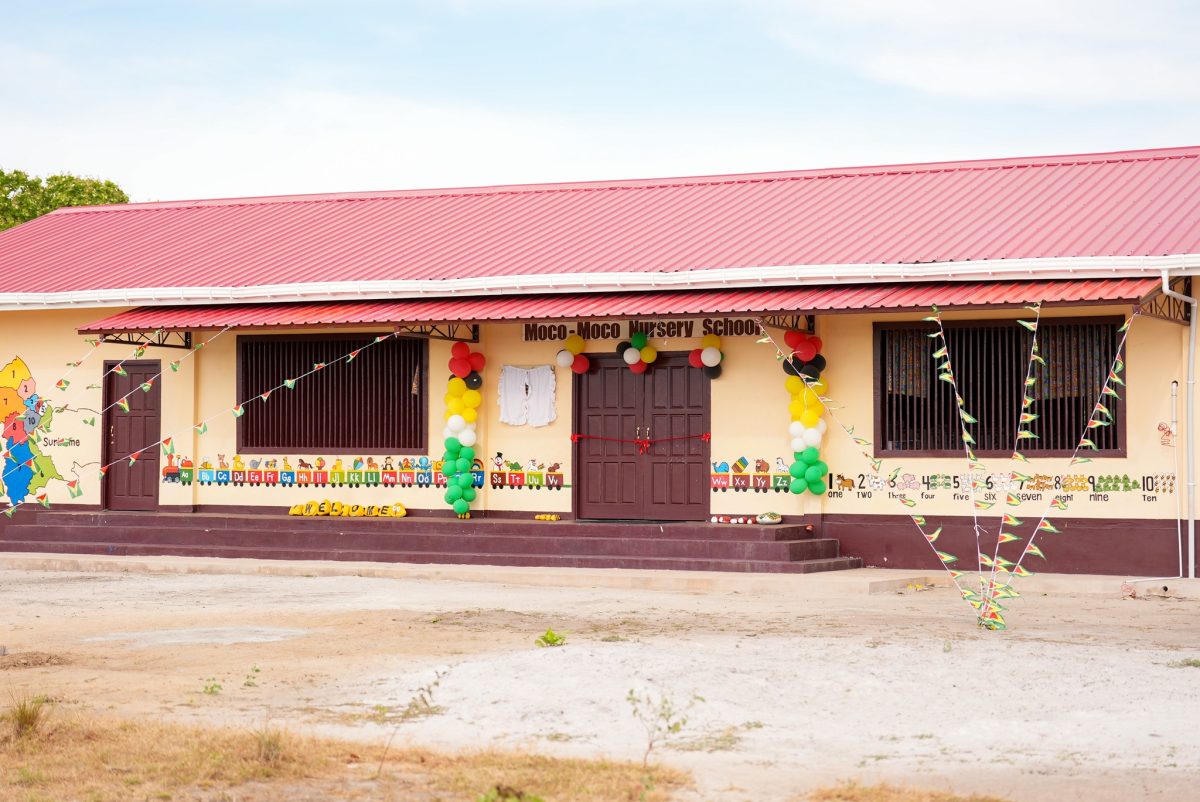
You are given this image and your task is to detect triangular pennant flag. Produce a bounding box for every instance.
[68,481,83,498]
[978,554,995,567]
[959,410,978,424]
[911,515,926,527]
[161,438,174,455]
[869,458,882,472]
[935,550,958,565]
[922,314,940,322]
[975,500,995,510]
[1017,320,1038,332]
[374,334,389,343]
[1006,493,1021,507]
[4,506,15,518]
[1024,304,1041,312]
[998,532,1022,544]
[961,430,975,445]
[1118,318,1131,332]
[1002,514,1023,527]
[1031,353,1046,365]
[284,378,297,390]
[1013,565,1034,578]
[1094,402,1111,417]
[313,362,326,371]
[346,349,361,362]
[1088,419,1111,428]
[1024,376,1036,387]
[853,436,870,446]
[116,397,130,413]
[931,346,948,358]
[195,422,208,435]
[1038,520,1061,533]
[995,556,1015,569]
[899,497,917,507]
[140,380,154,393]
[232,404,245,418]
[1012,451,1028,462]
[1022,394,1035,409]
[1051,497,1068,511]
[55,379,70,390]
[98,466,109,477]
[1017,430,1039,439]
[128,451,141,466]
[926,330,943,339]
[194,341,206,350]
[37,493,50,509]
[938,372,955,384]
[1103,386,1121,398]
[926,527,942,543]
[260,391,272,402]
[1114,355,1125,373]
[948,570,966,579]
[1020,412,1038,424]
[1012,472,1032,482]
[1024,544,1046,560]
[1108,371,1125,387]
[113,364,127,376]
[135,346,146,358]
[1070,456,1093,465]
[1078,438,1098,450]
[83,417,95,427]
[170,360,182,372]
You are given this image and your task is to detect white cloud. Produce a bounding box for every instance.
[772,0,1200,103]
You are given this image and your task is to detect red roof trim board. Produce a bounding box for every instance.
[79,279,1160,333]
[3,146,1200,311]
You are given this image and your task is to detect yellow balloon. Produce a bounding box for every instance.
[446,397,465,415]
[640,346,658,364]
[808,398,826,416]
[812,378,829,396]
[802,387,819,407]
[800,409,822,428]
[564,334,586,355]
[701,333,722,349]
[462,407,478,424]
[784,375,804,395]
[788,399,805,418]
[791,410,803,422]
[448,377,467,397]
[462,389,482,409]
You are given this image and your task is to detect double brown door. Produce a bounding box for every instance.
[102,360,161,511]
[574,353,710,521]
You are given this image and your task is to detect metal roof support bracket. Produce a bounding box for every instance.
[392,323,480,343]
[99,330,193,350]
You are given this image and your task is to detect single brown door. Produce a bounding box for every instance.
[102,360,161,511]
[574,353,710,521]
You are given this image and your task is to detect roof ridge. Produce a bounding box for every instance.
[47,145,1200,216]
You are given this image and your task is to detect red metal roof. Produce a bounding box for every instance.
[5,146,1200,300]
[80,279,1159,333]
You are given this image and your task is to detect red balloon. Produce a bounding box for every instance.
[808,336,823,354]
[449,358,471,378]
[784,330,807,349]
[571,354,590,374]
[468,352,486,372]
[688,348,704,369]
[630,360,648,374]
[451,342,471,359]
[795,341,818,362]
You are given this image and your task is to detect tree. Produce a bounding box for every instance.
[1,169,129,231]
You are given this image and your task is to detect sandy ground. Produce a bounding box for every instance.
[1,563,1198,802]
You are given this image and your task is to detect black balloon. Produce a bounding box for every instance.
[703,364,722,380]
[615,340,632,355]
[809,354,827,372]
[799,363,822,379]
[782,356,803,376]
[465,371,483,390]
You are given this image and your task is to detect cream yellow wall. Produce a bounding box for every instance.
[0,307,196,509]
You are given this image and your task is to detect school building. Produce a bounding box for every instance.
[0,146,1197,577]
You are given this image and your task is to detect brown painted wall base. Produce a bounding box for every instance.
[823,514,1195,576]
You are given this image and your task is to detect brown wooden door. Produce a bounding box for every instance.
[574,353,709,521]
[103,360,161,511]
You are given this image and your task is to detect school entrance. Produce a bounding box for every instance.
[572,353,711,521]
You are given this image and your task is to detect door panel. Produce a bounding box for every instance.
[103,360,161,511]
[574,353,709,521]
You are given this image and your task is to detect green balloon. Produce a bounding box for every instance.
[800,447,821,466]
[460,446,476,462]
[462,486,477,502]
[452,498,470,515]
[441,451,456,466]
[630,331,648,349]
[804,463,828,482]
[789,461,805,479]
[444,437,462,454]
[455,457,472,473]
[457,473,474,489]
[808,478,828,495]
[444,486,463,503]
[789,477,806,494]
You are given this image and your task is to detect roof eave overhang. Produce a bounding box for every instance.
[5,254,1200,312]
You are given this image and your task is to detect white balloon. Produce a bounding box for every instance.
[790,436,806,452]
[816,419,828,434]
[443,426,456,441]
[623,347,642,365]
[788,421,804,438]
[555,349,574,368]
[803,429,823,448]
[458,428,477,447]
[700,346,722,367]
[447,414,466,433]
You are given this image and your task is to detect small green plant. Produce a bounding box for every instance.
[535,628,566,648]
[476,785,545,802]
[201,678,223,695]
[600,634,628,642]
[6,693,49,740]
[243,665,262,687]
[627,688,703,768]
[1169,658,1200,668]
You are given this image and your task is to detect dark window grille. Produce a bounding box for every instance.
[237,334,427,453]
[875,319,1124,457]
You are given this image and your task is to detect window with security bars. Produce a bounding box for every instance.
[875,319,1124,457]
[237,334,427,453]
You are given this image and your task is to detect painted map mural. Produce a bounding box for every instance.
[0,357,63,504]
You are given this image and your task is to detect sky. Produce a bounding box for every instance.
[2,0,1198,201]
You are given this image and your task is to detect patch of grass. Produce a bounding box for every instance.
[6,693,50,740]
[670,720,763,753]
[0,713,689,802]
[1168,658,1200,668]
[200,677,222,695]
[806,782,1011,801]
[243,665,262,687]
[600,634,628,642]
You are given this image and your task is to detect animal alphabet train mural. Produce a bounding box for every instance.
[162,453,486,489]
